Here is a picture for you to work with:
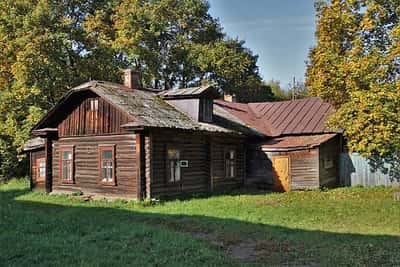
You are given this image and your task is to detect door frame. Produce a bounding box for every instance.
[272,155,291,191]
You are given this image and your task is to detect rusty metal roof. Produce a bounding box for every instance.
[215,97,336,137]
[261,133,338,151]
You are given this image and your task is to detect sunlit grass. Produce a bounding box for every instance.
[1,178,399,266]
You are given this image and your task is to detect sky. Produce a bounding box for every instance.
[208,0,316,88]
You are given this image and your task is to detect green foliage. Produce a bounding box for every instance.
[1,179,399,266]
[306,0,400,180]
[0,0,266,178]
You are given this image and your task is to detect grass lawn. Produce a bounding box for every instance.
[0,179,399,266]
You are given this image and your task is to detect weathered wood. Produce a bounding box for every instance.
[57,92,131,137]
[45,138,53,193]
[30,149,46,191]
[52,134,137,197]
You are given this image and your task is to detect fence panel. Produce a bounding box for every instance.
[339,153,399,187]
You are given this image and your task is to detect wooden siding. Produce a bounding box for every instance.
[264,149,320,190]
[149,130,245,198]
[52,134,137,198]
[30,149,46,191]
[289,149,319,190]
[246,145,274,186]
[319,136,340,187]
[57,92,131,137]
[211,136,246,191]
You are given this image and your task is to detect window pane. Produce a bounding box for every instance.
[230,150,235,159]
[62,151,72,160]
[102,150,113,160]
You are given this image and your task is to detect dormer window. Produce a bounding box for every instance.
[199,98,213,122]
[159,85,219,123]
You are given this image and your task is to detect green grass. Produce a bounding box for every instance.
[1,179,399,266]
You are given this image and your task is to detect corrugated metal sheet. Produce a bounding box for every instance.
[215,97,337,137]
[339,153,400,187]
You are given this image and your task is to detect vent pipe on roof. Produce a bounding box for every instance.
[123,69,141,90]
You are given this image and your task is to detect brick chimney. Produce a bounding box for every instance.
[123,69,141,90]
[223,93,237,102]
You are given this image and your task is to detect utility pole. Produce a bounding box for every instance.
[292,76,296,100]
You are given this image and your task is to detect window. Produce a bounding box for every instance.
[89,99,99,131]
[225,148,236,178]
[36,158,46,182]
[60,147,74,183]
[99,146,115,185]
[90,99,99,111]
[167,147,181,183]
[199,98,213,122]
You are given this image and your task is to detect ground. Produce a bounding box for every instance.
[0,179,399,266]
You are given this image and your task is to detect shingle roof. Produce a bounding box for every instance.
[215,97,336,137]
[261,134,338,151]
[33,81,261,137]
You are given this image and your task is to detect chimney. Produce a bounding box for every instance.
[223,93,237,102]
[123,69,140,90]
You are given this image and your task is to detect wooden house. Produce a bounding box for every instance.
[24,70,263,199]
[214,98,342,191]
[24,70,342,198]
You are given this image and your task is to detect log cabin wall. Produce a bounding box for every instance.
[246,145,274,186]
[52,134,138,198]
[264,149,320,190]
[57,92,131,137]
[30,149,46,191]
[150,130,209,198]
[210,136,246,191]
[149,130,245,199]
[319,136,340,187]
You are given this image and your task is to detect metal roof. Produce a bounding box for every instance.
[261,133,338,151]
[215,97,337,137]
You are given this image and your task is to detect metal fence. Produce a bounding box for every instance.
[339,153,399,187]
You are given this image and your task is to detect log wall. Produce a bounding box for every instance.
[149,130,245,198]
[52,134,137,198]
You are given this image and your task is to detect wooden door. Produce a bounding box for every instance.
[273,156,290,191]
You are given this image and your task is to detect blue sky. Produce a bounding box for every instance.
[208,0,316,87]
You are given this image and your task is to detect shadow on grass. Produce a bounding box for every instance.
[0,188,399,266]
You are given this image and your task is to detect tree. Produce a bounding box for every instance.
[267,79,309,101]
[0,0,266,179]
[306,0,400,180]
[0,0,124,179]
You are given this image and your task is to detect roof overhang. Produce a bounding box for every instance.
[261,133,338,152]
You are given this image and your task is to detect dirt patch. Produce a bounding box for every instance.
[192,231,293,262]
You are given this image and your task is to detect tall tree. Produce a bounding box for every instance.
[0,0,124,178]
[0,0,267,179]
[306,0,400,179]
